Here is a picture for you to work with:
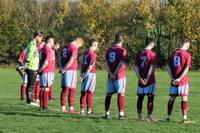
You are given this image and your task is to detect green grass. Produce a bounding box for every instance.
[0,68,200,133]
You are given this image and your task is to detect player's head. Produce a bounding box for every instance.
[74,37,84,48]
[89,39,98,51]
[45,35,54,48]
[53,42,60,50]
[180,38,190,50]
[145,37,155,49]
[114,33,124,46]
[33,31,43,43]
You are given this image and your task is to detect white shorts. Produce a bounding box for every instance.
[107,77,126,94]
[61,70,77,89]
[39,73,52,88]
[22,74,27,84]
[81,73,96,93]
[137,84,156,95]
[169,84,189,96]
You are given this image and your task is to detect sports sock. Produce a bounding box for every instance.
[117,94,124,113]
[39,90,44,109]
[137,95,145,117]
[43,89,49,109]
[87,91,93,112]
[49,85,53,99]
[68,89,75,108]
[21,83,26,99]
[80,92,87,111]
[60,88,69,106]
[35,82,40,100]
[105,95,112,112]
[147,96,154,118]
[167,100,175,116]
[181,101,188,119]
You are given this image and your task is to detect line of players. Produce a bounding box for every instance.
[17,32,191,123]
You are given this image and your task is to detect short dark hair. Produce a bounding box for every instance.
[89,39,97,46]
[114,33,123,43]
[145,37,154,46]
[181,38,190,45]
[33,31,43,38]
[45,35,54,43]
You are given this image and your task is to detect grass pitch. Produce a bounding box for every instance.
[0,68,200,133]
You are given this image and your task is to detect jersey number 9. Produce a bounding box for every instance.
[109,52,116,62]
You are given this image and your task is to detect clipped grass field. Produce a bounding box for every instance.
[0,68,200,133]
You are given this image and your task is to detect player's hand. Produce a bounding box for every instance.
[139,78,145,85]
[61,69,65,74]
[109,73,116,80]
[143,79,148,85]
[80,77,84,82]
[172,79,180,86]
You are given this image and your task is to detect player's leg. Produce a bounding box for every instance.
[26,69,37,104]
[49,72,54,100]
[80,91,87,114]
[67,70,77,112]
[60,87,69,112]
[21,74,27,100]
[180,84,189,122]
[86,73,96,114]
[137,85,145,120]
[104,79,114,119]
[137,94,145,120]
[35,80,40,101]
[60,71,69,112]
[167,96,176,121]
[68,88,76,111]
[146,84,157,122]
[116,77,126,119]
[167,85,178,121]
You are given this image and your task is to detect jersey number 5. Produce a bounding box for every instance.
[173,56,180,67]
[109,52,116,62]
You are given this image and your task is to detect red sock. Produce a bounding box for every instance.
[49,85,53,99]
[21,83,26,99]
[181,101,188,116]
[147,96,154,115]
[167,100,175,115]
[60,88,68,106]
[43,90,49,109]
[68,89,75,108]
[105,95,112,112]
[80,92,87,111]
[117,94,124,112]
[87,91,93,112]
[137,95,145,114]
[35,82,40,100]
[39,90,44,109]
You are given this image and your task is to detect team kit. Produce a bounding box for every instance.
[16,32,191,123]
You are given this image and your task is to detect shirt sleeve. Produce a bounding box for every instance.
[18,50,26,63]
[121,49,126,61]
[89,53,96,66]
[26,41,34,62]
[186,54,191,68]
[135,52,140,65]
[151,53,157,66]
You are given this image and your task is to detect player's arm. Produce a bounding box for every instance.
[166,64,174,80]
[39,60,48,73]
[26,41,35,63]
[62,56,74,73]
[113,60,124,76]
[146,64,156,81]
[134,64,142,79]
[174,66,190,82]
[104,60,112,74]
